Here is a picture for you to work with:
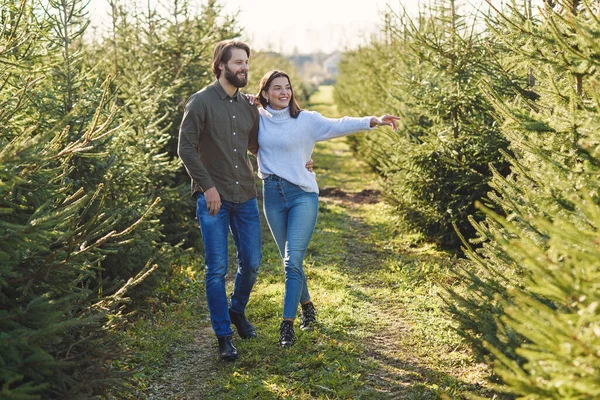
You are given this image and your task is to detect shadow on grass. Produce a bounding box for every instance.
[138,154,503,399]
[174,193,506,400]
[300,196,505,400]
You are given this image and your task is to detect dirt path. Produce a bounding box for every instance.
[142,326,216,399]
[137,140,498,399]
[144,189,433,399]
[313,187,497,399]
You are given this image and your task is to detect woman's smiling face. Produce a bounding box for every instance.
[263,76,292,110]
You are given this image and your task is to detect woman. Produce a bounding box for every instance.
[255,70,400,346]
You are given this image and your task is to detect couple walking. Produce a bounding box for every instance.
[177,39,399,361]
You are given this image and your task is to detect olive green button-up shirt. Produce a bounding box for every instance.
[178,80,259,202]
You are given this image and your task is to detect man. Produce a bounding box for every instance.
[178,40,260,361]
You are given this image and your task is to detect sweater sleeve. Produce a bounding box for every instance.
[309,111,374,142]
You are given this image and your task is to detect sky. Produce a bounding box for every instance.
[87,0,419,55]
[216,0,414,54]
[86,0,517,55]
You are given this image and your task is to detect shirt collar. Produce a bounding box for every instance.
[213,80,242,102]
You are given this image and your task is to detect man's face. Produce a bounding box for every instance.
[222,48,249,88]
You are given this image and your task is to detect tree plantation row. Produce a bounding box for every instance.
[1,0,599,398]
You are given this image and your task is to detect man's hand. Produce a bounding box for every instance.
[306,158,314,172]
[243,93,258,106]
[204,187,221,216]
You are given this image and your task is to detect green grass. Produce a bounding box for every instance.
[312,137,380,193]
[306,85,339,117]
[113,86,504,400]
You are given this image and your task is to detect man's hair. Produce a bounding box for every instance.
[212,39,251,79]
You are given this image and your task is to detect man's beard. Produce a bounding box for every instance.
[224,65,248,88]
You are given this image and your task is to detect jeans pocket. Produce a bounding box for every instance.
[263,175,279,186]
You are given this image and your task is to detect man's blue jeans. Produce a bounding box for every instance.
[262,175,318,320]
[196,195,262,338]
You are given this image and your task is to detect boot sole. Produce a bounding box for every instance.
[220,353,239,361]
[238,331,257,339]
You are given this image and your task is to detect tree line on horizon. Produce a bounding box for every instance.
[1,0,598,398]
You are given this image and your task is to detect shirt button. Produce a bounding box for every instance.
[230,100,233,103]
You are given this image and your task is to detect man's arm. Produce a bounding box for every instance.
[177,95,215,192]
[247,109,259,156]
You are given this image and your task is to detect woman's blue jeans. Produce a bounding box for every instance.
[196,196,262,338]
[262,175,318,320]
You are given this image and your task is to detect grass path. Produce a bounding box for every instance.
[121,87,503,399]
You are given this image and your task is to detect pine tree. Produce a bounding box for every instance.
[443,0,600,397]
[78,0,182,294]
[1,1,157,397]
[335,0,513,248]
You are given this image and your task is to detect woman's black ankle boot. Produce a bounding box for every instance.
[279,320,295,347]
[300,302,317,331]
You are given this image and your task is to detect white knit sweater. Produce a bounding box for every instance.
[257,105,373,194]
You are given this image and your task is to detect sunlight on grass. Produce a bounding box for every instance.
[309,85,334,104]
[118,86,501,400]
[306,85,339,117]
[314,138,380,193]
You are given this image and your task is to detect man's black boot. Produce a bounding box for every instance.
[217,336,239,361]
[229,309,257,339]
